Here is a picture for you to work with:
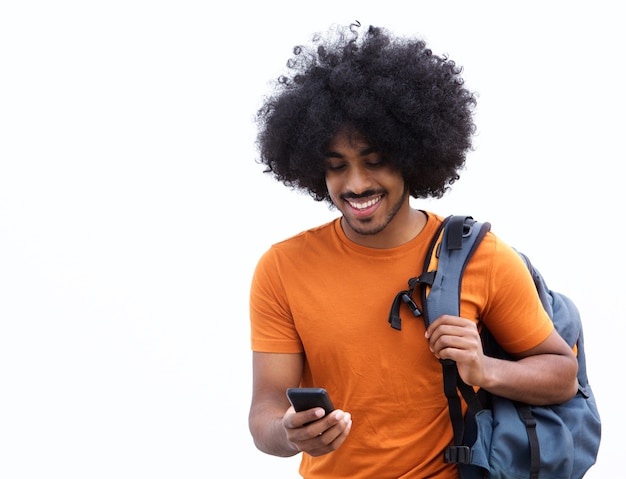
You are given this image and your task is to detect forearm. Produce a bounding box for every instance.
[480,354,578,405]
[249,403,300,457]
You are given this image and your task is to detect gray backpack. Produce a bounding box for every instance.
[388,215,601,479]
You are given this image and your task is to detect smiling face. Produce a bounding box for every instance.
[324,129,421,248]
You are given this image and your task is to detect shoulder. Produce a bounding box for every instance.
[271,219,338,249]
[477,229,523,266]
[261,219,339,264]
[470,228,553,352]
[253,219,339,274]
[476,230,533,282]
[463,228,536,303]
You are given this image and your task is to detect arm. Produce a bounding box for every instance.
[248,351,352,457]
[425,316,578,405]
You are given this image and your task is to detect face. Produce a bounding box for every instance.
[324,130,411,244]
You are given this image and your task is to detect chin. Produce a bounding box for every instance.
[348,218,387,236]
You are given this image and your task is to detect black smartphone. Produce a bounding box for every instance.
[286,387,335,415]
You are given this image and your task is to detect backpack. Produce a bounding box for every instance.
[388,215,601,479]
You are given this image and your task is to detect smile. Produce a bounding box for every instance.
[347,195,382,210]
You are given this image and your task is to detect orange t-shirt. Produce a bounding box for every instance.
[250,211,553,479]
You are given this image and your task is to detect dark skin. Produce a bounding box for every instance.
[425,315,578,404]
[248,129,578,458]
[250,351,352,457]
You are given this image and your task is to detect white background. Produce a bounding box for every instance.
[1,1,623,477]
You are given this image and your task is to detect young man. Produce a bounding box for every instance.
[248,23,578,478]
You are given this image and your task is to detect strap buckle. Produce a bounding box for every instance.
[444,445,471,464]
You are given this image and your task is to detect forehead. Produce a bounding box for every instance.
[326,129,372,153]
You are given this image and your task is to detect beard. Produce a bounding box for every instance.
[340,189,407,236]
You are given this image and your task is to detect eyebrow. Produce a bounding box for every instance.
[324,146,380,158]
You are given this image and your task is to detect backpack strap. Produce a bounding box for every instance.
[420,215,491,326]
[387,215,490,331]
[418,215,491,464]
[387,214,491,459]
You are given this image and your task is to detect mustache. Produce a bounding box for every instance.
[340,189,385,200]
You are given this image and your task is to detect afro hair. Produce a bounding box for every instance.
[256,22,477,203]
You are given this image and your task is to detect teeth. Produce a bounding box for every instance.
[348,196,381,210]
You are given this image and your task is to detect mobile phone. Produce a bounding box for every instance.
[286,387,335,415]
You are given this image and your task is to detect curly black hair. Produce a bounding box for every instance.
[255,22,477,203]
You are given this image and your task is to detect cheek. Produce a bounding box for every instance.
[380,171,405,192]
[324,175,339,195]
[324,177,344,207]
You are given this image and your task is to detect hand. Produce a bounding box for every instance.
[425,315,487,387]
[282,406,352,457]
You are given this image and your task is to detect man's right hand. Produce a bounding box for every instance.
[283,406,352,457]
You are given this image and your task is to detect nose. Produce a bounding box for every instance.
[345,164,373,195]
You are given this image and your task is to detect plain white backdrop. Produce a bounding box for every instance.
[1,1,623,477]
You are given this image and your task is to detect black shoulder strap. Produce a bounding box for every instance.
[387,215,490,331]
[421,215,491,327]
[420,215,491,464]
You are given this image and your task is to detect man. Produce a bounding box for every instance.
[248,23,577,478]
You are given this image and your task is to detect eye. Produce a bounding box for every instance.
[366,157,387,168]
[325,161,346,172]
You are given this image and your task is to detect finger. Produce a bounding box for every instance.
[306,412,352,457]
[284,408,326,429]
